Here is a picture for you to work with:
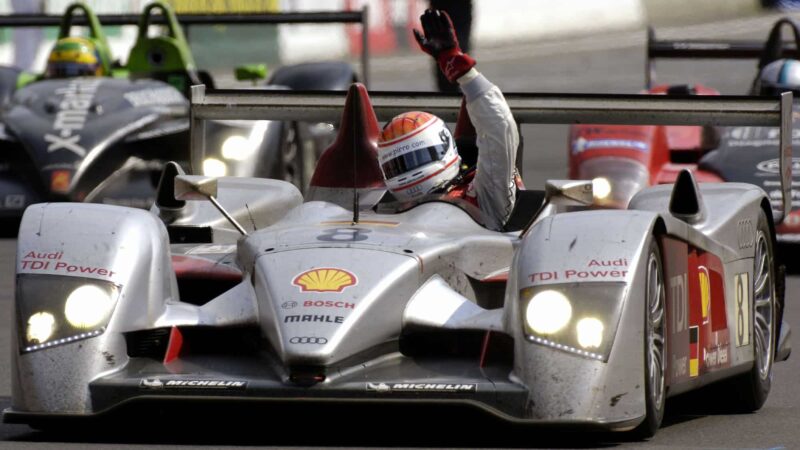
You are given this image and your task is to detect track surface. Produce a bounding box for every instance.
[1,13,799,449]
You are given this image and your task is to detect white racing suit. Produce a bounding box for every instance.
[448,68,519,231]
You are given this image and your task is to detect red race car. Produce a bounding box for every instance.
[569,18,800,241]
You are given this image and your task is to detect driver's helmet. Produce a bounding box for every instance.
[756,58,800,96]
[377,111,460,202]
[45,37,105,78]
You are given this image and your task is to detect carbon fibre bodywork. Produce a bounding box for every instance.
[3,86,792,434]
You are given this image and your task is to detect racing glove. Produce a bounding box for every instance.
[413,9,476,84]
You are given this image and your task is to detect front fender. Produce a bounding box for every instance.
[506,210,660,427]
[12,203,176,414]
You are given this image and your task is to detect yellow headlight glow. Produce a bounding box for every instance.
[576,317,604,349]
[203,158,227,177]
[592,177,612,200]
[526,290,572,334]
[64,285,113,329]
[221,135,251,161]
[27,311,55,344]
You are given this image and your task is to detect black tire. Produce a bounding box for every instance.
[729,209,776,411]
[633,239,666,438]
[279,121,316,194]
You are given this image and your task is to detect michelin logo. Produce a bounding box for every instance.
[366,382,477,393]
[572,137,649,154]
[140,378,247,390]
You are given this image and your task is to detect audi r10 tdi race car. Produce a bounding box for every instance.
[569,17,800,241]
[3,84,792,437]
[0,1,363,229]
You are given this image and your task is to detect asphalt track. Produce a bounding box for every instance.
[2,12,800,450]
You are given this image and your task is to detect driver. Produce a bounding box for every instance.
[752,58,800,95]
[44,36,106,78]
[377,9,519,231]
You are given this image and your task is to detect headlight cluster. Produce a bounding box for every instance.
[204,121,271,177]
[16,274,119,353]
[579,157,650,208]
[521,284,626,361]
[203,157,227,177]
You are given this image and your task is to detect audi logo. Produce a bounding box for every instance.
[281,301,298,309]
[290,336,328,344]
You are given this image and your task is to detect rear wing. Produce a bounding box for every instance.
[189,85,794,222]
[0,9,371,86]
[646,18,800,89]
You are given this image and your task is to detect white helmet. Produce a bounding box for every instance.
[378,111,460,202]
[756,58,800,95]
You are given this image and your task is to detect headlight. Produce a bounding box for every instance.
[576,317,604,349]
[16,274,119,353]
[26,311,55,344]
[220,121,269,162]
[525,290,572,334]
[203,158,227,177]
[591,177,612,201]
[221,135,252,161]
[521,283,626,361]
[64,285,115,329]
[579,157,649,208]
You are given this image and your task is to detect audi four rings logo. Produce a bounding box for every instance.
[281,301,298,309]
[290,336,328,344]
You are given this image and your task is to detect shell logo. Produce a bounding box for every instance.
[293,268,357,293]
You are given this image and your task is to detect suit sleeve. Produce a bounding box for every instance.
[457,68,519,231]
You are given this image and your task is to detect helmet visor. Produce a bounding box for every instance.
[381,144,449,179]
[46,62,98,78]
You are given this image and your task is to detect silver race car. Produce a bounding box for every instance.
[3,85,793,437]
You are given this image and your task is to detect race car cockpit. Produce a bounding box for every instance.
[36,2,113,82]
[304,83,544,232]
[126,0,207,96]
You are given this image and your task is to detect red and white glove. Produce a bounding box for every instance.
[413,9,476,84]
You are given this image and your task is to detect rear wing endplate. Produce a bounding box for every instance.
[0,10,371,86]
[190,85,794,221]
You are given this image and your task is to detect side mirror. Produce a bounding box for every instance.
[174,175,218,201]
[173,175,248,235]
[544,180,593,206]
[520,180,593,236]
[234,64,267,83]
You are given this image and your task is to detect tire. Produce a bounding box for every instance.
[633,239,666,438]
[729,209,776,411]
[280,121,317,194]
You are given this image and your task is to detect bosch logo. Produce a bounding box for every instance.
[289,337,328,344]
[281,301,297,309]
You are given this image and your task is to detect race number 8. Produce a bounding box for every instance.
[317,228,371,242]
[734,272,750,347]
